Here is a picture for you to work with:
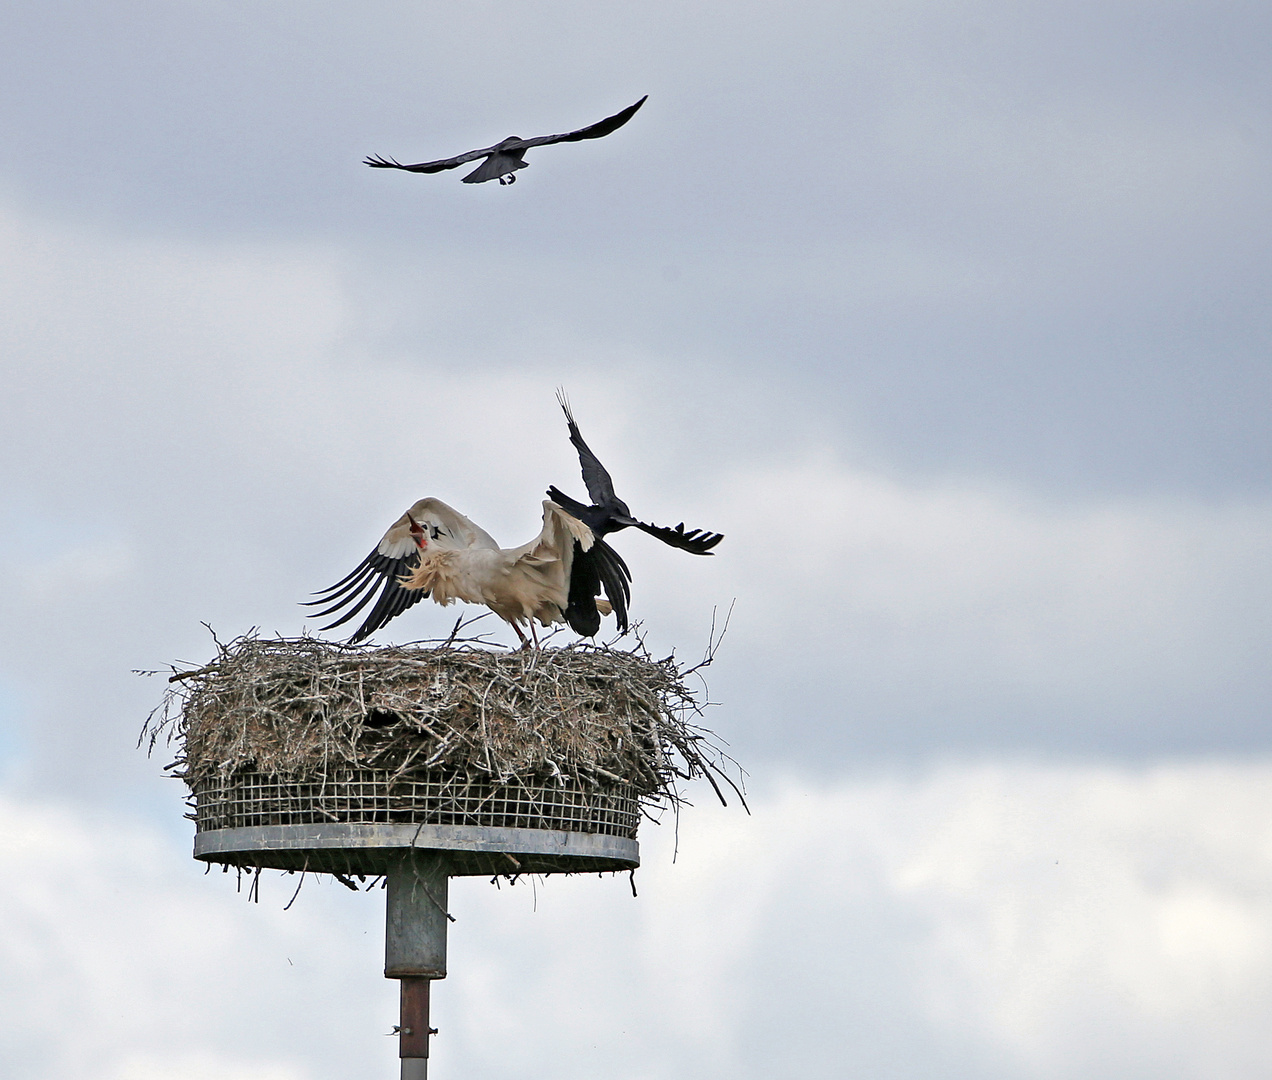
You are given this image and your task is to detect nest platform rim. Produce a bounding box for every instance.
[193,819,639,877]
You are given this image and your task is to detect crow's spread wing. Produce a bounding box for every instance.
[365,97,644,178]
[556,390,621,508]
[518,96,647,149]
[633,519,724,555]
[363,143,504,173]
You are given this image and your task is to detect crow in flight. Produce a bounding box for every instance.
[364,96,647,185]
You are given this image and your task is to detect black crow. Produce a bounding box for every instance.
[364,96,647,186]
[548,393,723,636]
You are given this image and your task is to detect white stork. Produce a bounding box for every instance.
[305,498,601,647]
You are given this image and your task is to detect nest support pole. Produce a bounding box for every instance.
[166,639,731,1075]
[386,851,451,1080]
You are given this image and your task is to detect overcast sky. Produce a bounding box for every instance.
[2,3,1271,1078]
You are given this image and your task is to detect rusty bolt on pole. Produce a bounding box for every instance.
[400,977,434,1057]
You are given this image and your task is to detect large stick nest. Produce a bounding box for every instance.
[145,632,743,813]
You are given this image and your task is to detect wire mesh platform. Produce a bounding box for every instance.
[191,769,642,876]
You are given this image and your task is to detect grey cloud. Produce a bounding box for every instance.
[3,205,1271,806]
[11,764,1269,1079]
[2,6,1271,1071]
[2,2,1270,494]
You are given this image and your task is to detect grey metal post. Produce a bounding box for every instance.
[386,851,451,1080]
[400,1061,428,1080]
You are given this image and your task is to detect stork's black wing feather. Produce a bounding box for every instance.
[518,96,647,149]
[563,540,603,637]
[595,537,631,602]
[563,537,632,636]
[592,538,631,631]
[556,391,620,508]
[633,519,724,555]
[303,547,427,643]
[352,568,424,643]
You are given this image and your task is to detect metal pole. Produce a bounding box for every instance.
[401,1058,429,1080]
[398,978,432,1079]
[385,851,450,1079]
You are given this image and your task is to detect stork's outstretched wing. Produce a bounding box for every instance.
[507,500,594,565]
[304,497,499,644]
[303,510,426,643]
[592,537,631,627]
[409,497,501,551]
[517,96,647,149]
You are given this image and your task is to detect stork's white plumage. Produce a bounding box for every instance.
[305,497,598,647]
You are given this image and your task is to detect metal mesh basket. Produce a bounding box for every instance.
[193,769,640,836]
[190,768,643,876]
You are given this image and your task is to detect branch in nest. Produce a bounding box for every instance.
[146,629,746,828]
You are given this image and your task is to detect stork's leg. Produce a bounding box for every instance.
[511,622,530,649]
[529,621,540,650]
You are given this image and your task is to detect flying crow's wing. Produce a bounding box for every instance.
[363,143,504,173]
[632,520,724,555]
[517,96,647,149]
[364,96,645,174]
[556,390,621,508]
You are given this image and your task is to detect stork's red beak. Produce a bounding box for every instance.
[407,512,427,549]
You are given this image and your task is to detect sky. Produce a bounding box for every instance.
[1,2,1271,1077]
